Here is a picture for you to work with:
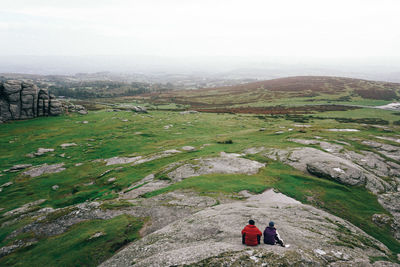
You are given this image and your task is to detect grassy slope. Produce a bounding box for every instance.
[0,214,142,267]
[1,105,400,264]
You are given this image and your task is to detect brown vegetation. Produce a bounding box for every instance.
[196,105,358,115]
[145,76,400,109]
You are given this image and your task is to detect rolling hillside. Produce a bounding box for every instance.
[147,76,400,108]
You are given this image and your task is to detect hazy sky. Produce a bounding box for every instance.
[1,0,400,61]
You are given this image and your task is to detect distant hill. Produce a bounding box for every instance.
[150,76,400,108]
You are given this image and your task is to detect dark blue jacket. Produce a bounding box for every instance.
[263,226,277,245]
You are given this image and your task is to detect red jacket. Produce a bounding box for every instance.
[241,225,262,246]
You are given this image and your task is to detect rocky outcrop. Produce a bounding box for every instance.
[0,80,62,122]
[62,102,87,115]
[261,138,400,241]
[101,190,392,267]
[132,106,147,113]
[22,163,66,178]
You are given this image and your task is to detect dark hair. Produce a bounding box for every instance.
[249,220,255,225]
[269,221,274,227]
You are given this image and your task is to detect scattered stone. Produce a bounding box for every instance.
[99,170,112,177]
[1,182,13,188]
[4,199,46,217]
[275,131,284,134]
[78,110,88,115]
[8,164,32,172]
[259,128,266,131]
[180,110,198,115]
[89,232,105,240]
[132,106,148,113]
[22,163,66,178]
[121,119,128,122]
[163,149,181,154]
[164,124,173,130]
[327,129,360,132]
[82,121,89,124]
[105,156,142,166]
[107,177,117,183]
[181,146,196,151]
[375,102,400,110]
[34,148,54,156]
[60,143,77,149]
[294,124,311,127]
[59,153,65,158]
[200,144,211,149]
[52,185,59,191]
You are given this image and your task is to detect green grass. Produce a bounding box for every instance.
[1,105,400,264]
[0,214,143,267]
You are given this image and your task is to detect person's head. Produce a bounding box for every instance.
[249,219,255,225]
[269,221,274,227]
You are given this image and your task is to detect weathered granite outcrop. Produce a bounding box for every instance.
[0,80,62,122]
[101,190,393,267]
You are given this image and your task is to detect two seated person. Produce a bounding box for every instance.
[241,220,285,247]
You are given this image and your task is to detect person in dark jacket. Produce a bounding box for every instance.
[263,221,285,247]
[241,219,262,246]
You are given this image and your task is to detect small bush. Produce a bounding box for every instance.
[217,139,233,144]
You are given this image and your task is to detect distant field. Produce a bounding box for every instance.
[141,76,400,109]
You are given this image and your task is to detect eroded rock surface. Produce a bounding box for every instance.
[362,140,400,161]
[167,152,265,181]
[104,149,182,166]
[101,190,391,267]
[265,147,368,186]
[22,163,66,178]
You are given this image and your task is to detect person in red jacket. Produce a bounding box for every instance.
[241,219,262,246]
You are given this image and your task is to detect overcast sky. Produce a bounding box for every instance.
[1,0,400,65]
